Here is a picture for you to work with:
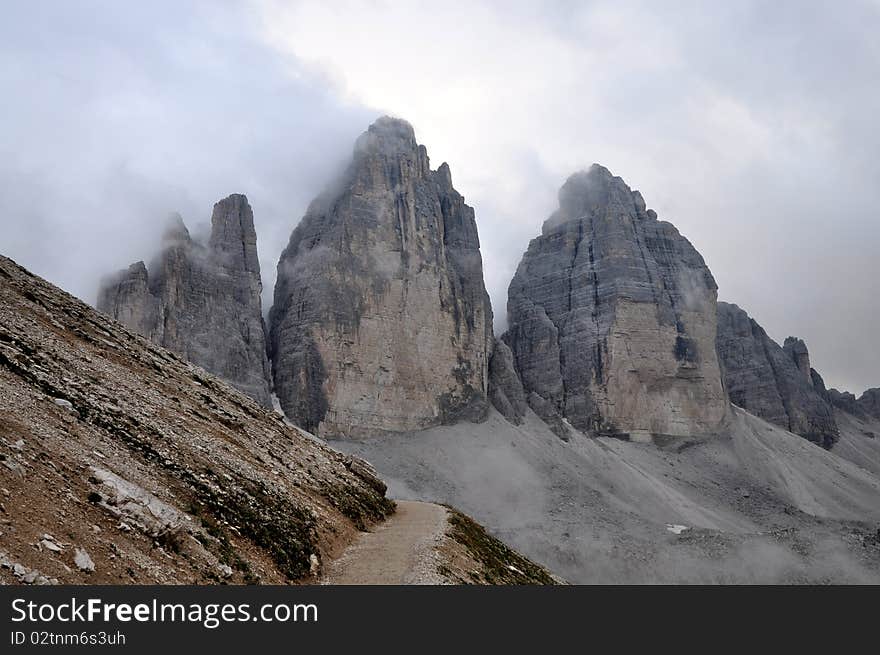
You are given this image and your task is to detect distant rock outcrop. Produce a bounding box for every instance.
[97,195,271,406]
[858,389,880,418]
[715,302,838,448]
[829,387,880,420]
[503,165,727,441]
[269,117,494,437]
[828,389,866,418]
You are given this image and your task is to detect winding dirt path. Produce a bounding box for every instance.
[322,500,448,585]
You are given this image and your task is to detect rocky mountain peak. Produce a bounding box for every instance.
[783,336,813,382]
[545,164,650,233]
[351,116,431,183]
[209,193,261,276]
[269,117,494,437]
[502,166,727,441]
[161,212,191,245]
[97,194,271,406]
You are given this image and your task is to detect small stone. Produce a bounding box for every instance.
[53,398,75,411]
[2,460,23,475]
[218,564,233,578]
[74,548,95,572]
[22,570,38,584]
[309,553,320,576]
[11,439,24,450]
[117,522,131,532]
[40,539,63,553]
[91,524,101,533]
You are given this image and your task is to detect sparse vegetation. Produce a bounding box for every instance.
[442,507,559,585]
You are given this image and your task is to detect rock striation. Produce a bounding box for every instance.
[502,165,727,441]
[97,195,271,406]
[269,117,494,437]
[715,302,839,448]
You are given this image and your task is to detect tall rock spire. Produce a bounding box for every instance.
[97,194,272,406]
[269,117,494,437]
[501,164,727,441]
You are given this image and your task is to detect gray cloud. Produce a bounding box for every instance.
[1,0,878,395]
[0,0,374,311]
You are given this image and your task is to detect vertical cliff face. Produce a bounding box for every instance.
[715,302,839,448]
[97,195,272,406]
[503,165,727,441]
[269,117,494,437]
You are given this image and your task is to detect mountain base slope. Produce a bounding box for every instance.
[332,408,880,583]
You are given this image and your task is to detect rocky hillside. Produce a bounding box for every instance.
[716,302,839,448]
[1,255,557,585]
[98,194,272,407]
[1,254,395,584]
[500,165,727,441]
[269,117,494,437]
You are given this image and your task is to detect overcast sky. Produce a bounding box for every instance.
[2,1,878,394]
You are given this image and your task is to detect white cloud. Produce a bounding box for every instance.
[253,0,880,392]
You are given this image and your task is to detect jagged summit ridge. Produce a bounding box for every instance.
[829,387,880,419]
[269,116,494,437]
[500,164,727,441]
[715,302,839,448]
[97,194,272,406]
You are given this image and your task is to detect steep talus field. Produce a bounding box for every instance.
[335,407,880,583]
[0,254,394,584]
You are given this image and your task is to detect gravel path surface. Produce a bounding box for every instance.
[322,501,448,585]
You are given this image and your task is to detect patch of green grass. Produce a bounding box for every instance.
[320,481,395,530]
[443,506,559,585]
